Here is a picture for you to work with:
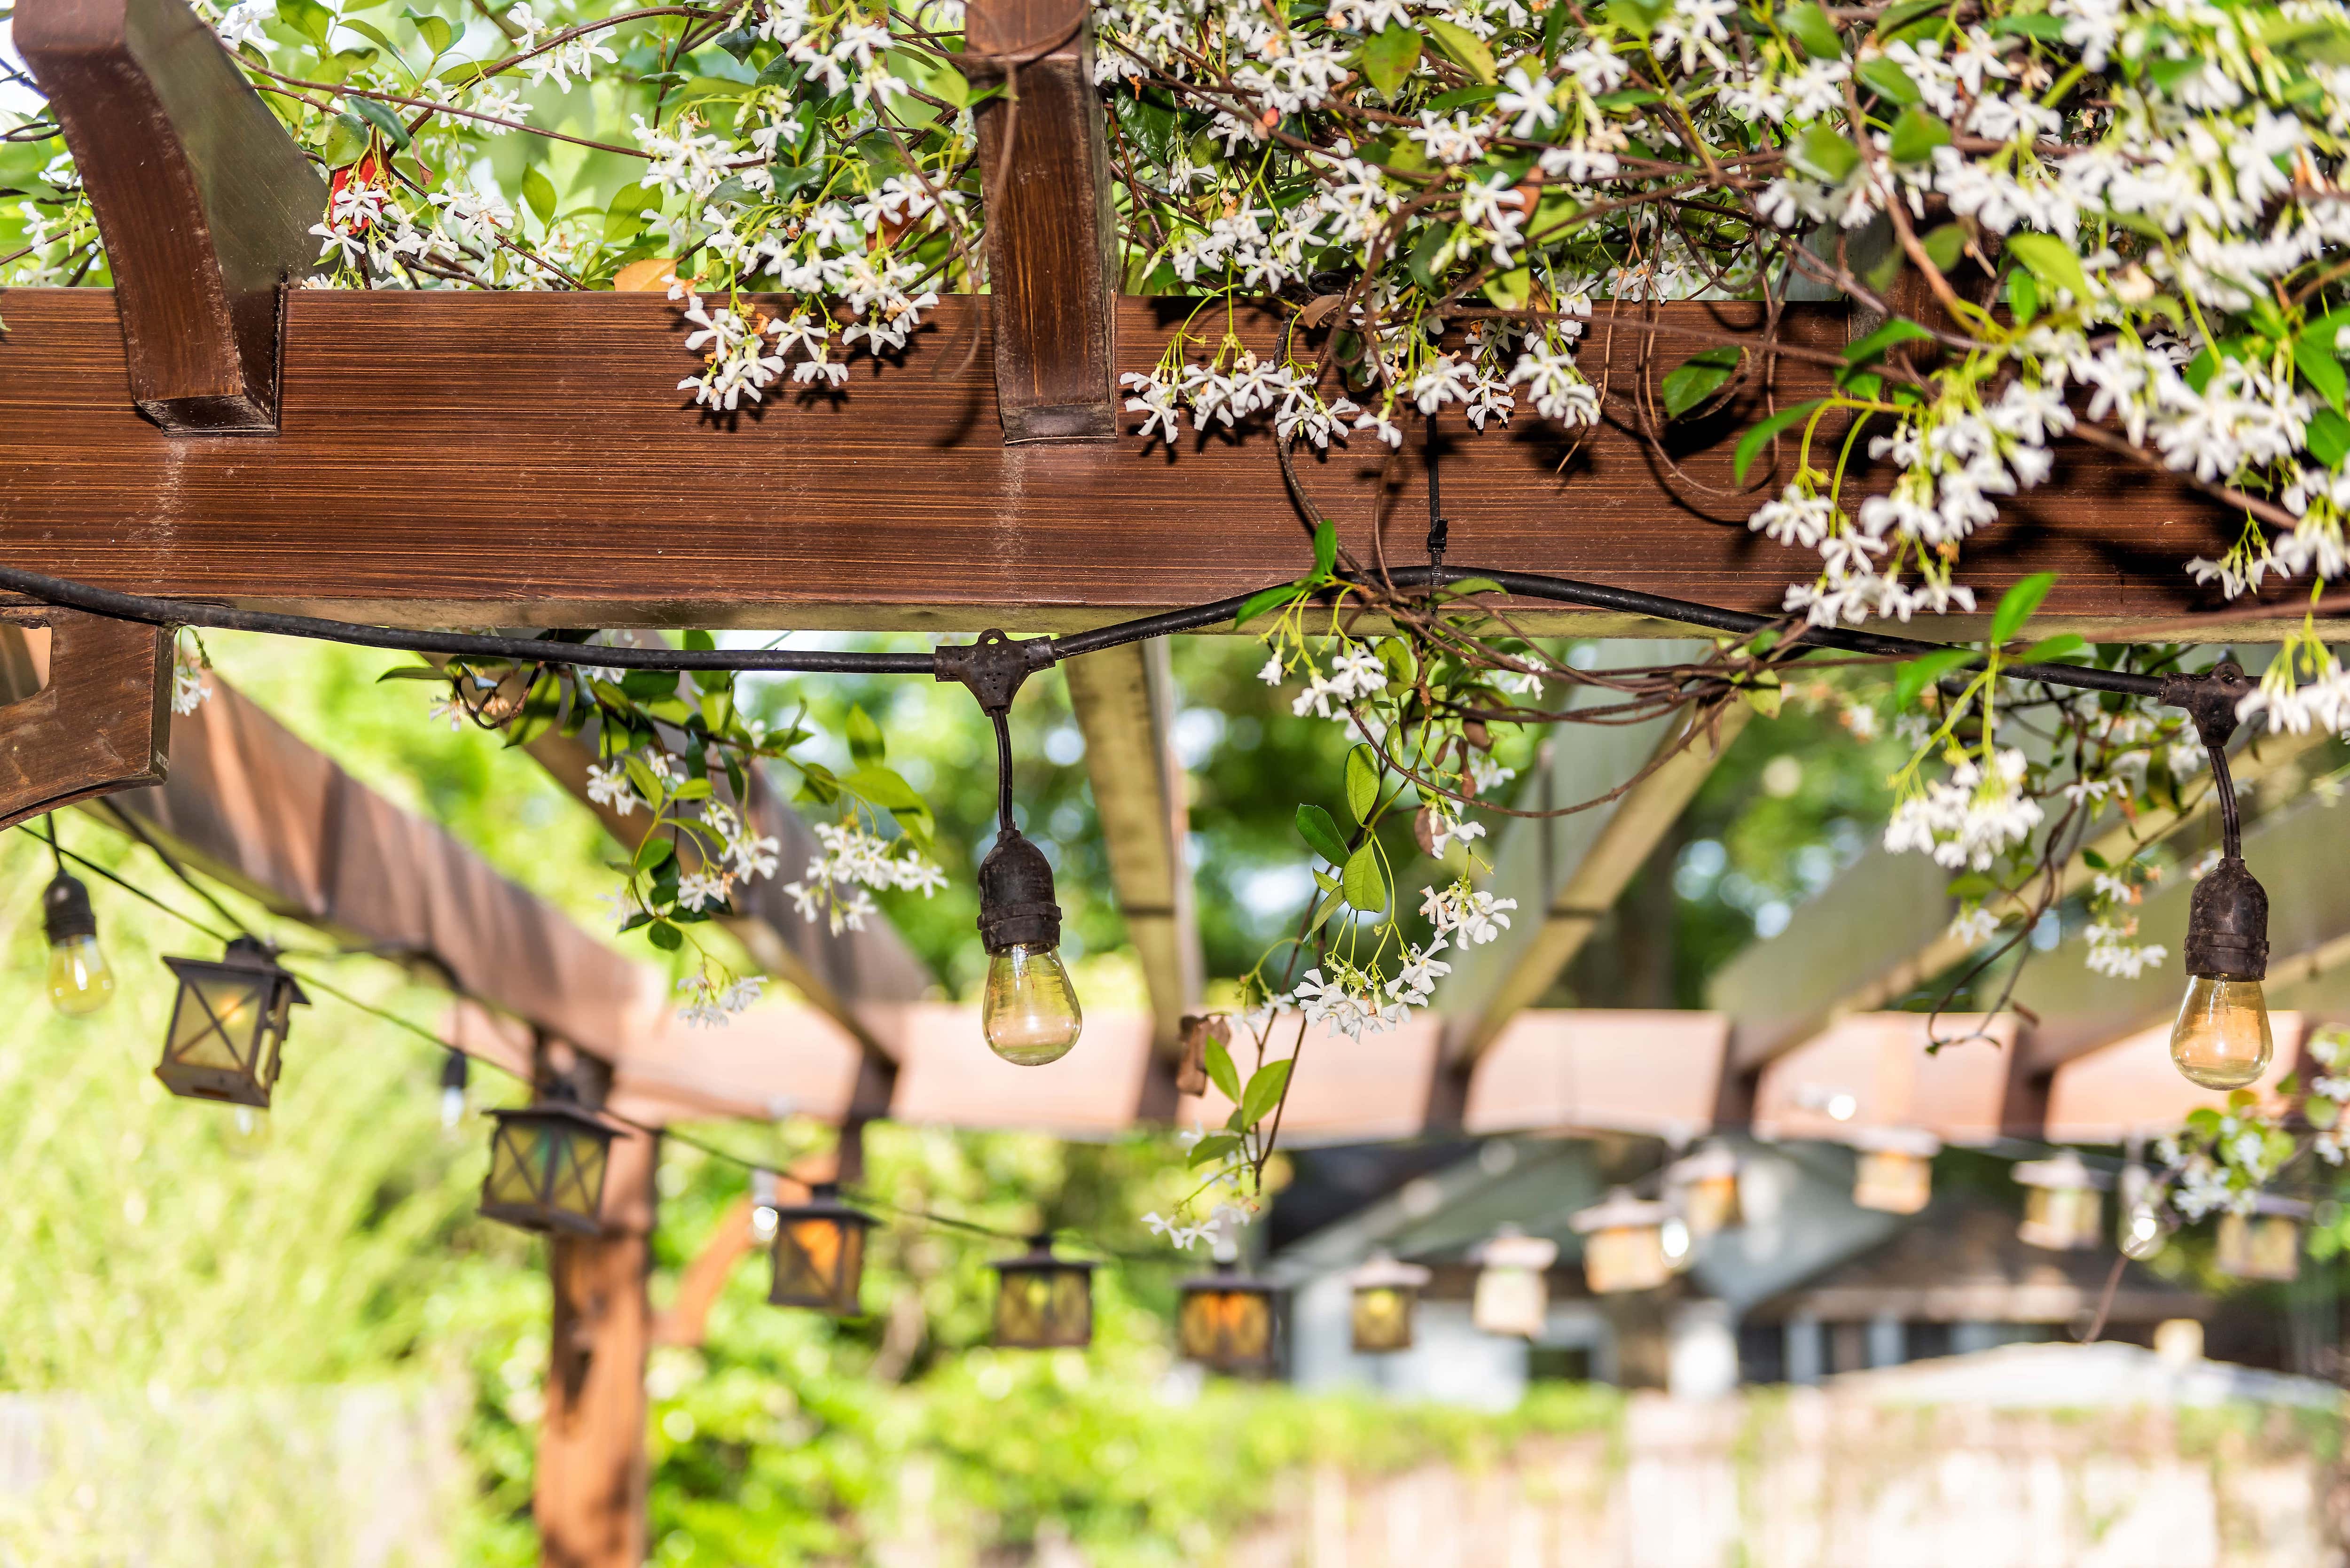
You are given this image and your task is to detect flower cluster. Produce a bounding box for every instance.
[1884,747,2043,872]
[783,820,947,934]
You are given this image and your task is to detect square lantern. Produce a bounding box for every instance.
[478,1099,617,1236]
[1177,1267,1280,1374]
[1667,1142,1742,1241]
[2014,1151,2107,1251]
[768,1183,874,1316]
[991,1236,1100,1349]
[1571,1189,1676,1295]
[1852,1128,1941,1216]
[1347,1252,1432,1354]
[1470,1226,1559,1337]
[156,937,309,1108]
[2217,1197,2309,1282]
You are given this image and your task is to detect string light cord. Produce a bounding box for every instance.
[0,563,2170,702]
[18,827,237,945]
[91,799,262,942]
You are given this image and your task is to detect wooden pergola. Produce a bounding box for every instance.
[0,0,2338,1555]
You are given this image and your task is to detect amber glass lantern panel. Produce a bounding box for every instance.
[2019,1186,2103,1251]
[1350,1285,1416,1353]
[478,1103,614,1236]
[993,1260,1096,1349]
[1853,1150,1932,1215]
[1178,1280,1276,1373]
[1583,1224,1670,1295]
[2217,1212,2302,1281]
[156,942,307,1108]
[769,1189,872,1315]
[1679,1174,1740,1240]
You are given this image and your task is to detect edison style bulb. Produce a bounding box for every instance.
[2170,975,2273,1089]
[982,943,1082,1065]
[47,933,113,1016]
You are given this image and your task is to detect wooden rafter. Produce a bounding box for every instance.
[0,609,170,830]
[1062,640,1202,1061]
[16,0,324,430]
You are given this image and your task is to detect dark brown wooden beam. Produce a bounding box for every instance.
[16,0,325,431]
[964,0,1119,442]
[0,289,2276,634]
[0,608,170,829]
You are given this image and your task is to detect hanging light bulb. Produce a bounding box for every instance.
[1665,1141,1741,1241]
[936,629,1082,1066]
[2118,1161,2168,1261]
[41,866,112,1016]
[439,1048,470,1130]
[1470,1225,1559,1336]
[2162,661,2273,1090]
[750,1168,781,1243]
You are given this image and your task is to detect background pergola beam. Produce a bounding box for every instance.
[1710,726,2338,1075]
[1062,640,1203,1063]
[1438,641,1749,1069]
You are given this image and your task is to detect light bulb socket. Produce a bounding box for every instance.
[2160,660,2252,751]
[40,871,96,945]
[440,1048,470,1093]
[2184,854,2268,981]
[976,828,1062,953]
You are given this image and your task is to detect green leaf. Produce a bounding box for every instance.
[646,920,683,952]
[1781,1,1842,59]
[2006,267,2038,325]
[846,703,886,767]
[1296,804,1349,866]
[347,96,414,149]
[1358,23,1422,94]
[400,7,454,53]
[1990,571,2056,643]
[844,764,922,812]
[623,756,666,807]
[1233,583,1306,629]
[522,167,558,226]
[1239,1057,1294,1129]
[1990,13,2066,38]
[2310,406,2350,468]
[1921,222,1966,272]
[1894,647,1977,710]
[281,0,333,47]
[1856,57,1920,103]
[1342,841,1387,913]
[2004,233,2089,304]
[1312,518,1340,580]
[1481,265,1532,312]
[340,18,404,53]
[1888,106,1951,163]
[1661,346,1740,418]
[1423,15,1498,82]
[375,663,448,681]
[2296,332,2349,414]
[1791,122,1860,183]
[1732,398,1825,484]
[1345,743,1381,824]
[1742,675,1783,718]
[1873,0,1946,35]
[1842,317,1934,368]
[1204,1039,1242,1103]
[2016,632,2087,663]
[1187,1132,1242,1167]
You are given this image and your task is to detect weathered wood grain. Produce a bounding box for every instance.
[965,0,1120,442]
[15,0,325,430]
[0,608,170,829]
[0,289,2272,635]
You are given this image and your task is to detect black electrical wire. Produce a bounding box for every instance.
[0,562,2170,701]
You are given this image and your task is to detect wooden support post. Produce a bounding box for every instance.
[965,0,1119,442]
[1063,640,1202,1067]
[653,1196,755,1350]
[0,608,170,830]
[16,0,324,431]
[535,1037,658,1568]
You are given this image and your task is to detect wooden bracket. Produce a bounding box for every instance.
[965,0,1120,444]
[16,0,326,432]
[0,608,171,830]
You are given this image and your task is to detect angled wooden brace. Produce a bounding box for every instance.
[964,0,1120,443]
[0,609,172,829]
[17,0,327,432]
